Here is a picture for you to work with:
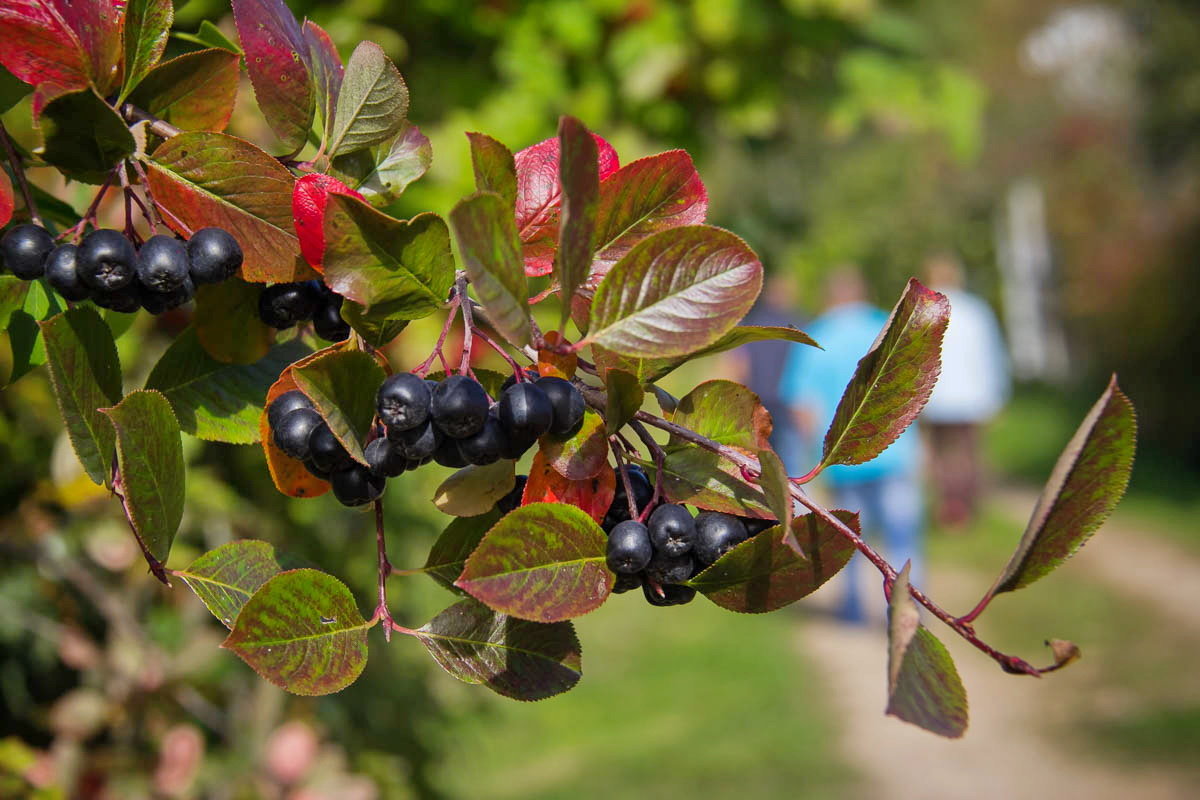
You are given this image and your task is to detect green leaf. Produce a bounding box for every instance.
[102,390,185,564]
[756,448,793,539]
[821,278,949,469]
[127,48,240,132]
[421,509,502,592]
[322,194,454,322]
[985,377,1136,599]
[555,116,598,329]
[688,511,857,613]
[193,278,276,364]
[433,461,516,518]
[643,447,772,517]
[145,326,310,444]
[8,279,61,385]
[412,597,582,701]
[145,132,309,283]
[175,540,309,628]
[38,88,135,184]
[449,191,531,348]
[330,122,431,206]
[467,132,517,207]
[290,349,387,465]
[455,502,613,622]
[119,0,173,100]
[222,569,370,696]
[604,368,643,435]
[341,300,409,348]
[0,275,30,330]
[0,64,32,115]
[586,226,762,359]
[886,563,969,738]
[670,379,772,451]
[327,41,408,157]
[174,21,242,54]
[538,408,608,480]
[39,307,121,485]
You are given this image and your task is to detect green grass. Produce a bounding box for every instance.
[428,596,857,799]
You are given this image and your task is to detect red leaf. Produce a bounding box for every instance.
[537,330,577,379]
[302,20,342,141]
[522,450,616,524]
[514,132,618,276]
[56,0,124,96]
[0,1,90,95]
[0,169,13,227]
[293,173,363,270]
[231,0,315,155]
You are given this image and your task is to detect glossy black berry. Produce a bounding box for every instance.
[313,301,350,341]
[90,285,141,313]
[695,511,750,566]
[496,475,527,514]
[308,423,352,473]
[642,581,696,607]
[187,227,243,284]
[388,417,441,460]
[606,520,653,574]
[431,375,490,439]
[377,373,431,432]
[604,465,654,528]
[331,464,386,506]
[743,517,777,536]
[267,390,313,430]
[457,416,507,466]
[612,572,643,594]
[43,244,90,301]
[136,234,189,292]
[258,282,320,328]
[498,382,554,441]
[138,275,195,314]
[497,426,538,460]
[433,434,468,468]
[365,437,407,478]
[77,229,137,292]
[500,369,539,393]
[645,550,696,585]
[303,457,331,480]
[273,408,323,460]
[535,376,585,436]
[648,504,696,557]
[1,224,54,279]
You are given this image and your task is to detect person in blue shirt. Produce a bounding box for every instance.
[779,266,924,624]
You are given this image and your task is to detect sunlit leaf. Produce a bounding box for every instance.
[291,349,388,464]
[0,0,90,94]
[292,172,364,270]
[176,540,309,628]
[669,379,772,453]
[231,0,315,154]
[756,448,793,540]
[420,509,502,593]
[555,116,599,328]
[330,122,431,206]
[434,461,516,518]
[120,0,173,100]
[193,279,276,364]
[522,450,616,524]
[449,191,531,348]
[643,447,772,518]
[538,408,608,480]
[303,20,342,143]
[467,132,517,207]
[57,0,123,96]
[127,48,240,132]
[327,41,408,156]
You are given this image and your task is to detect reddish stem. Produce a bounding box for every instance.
[373,499,394,641]
[457,275,475,375]
[610,445,639,521]
[628,420,665,523]
[414,294,461,377]
[110,465,169,586]
[473,327,526,375]
[0,121,41,227]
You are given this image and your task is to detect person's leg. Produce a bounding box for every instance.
[832,480,886,624]
[877,471,924,586]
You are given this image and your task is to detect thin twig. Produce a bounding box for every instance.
[414,294,461,377]
[629,420,665,522]
[610,443,638,521]
[128,158,162,233]
[60,169,117,242]
[457,274,475,375]
[473,327,526,374]
[119,103,182,139]
[0,121,41,226]
[372,498,394,641]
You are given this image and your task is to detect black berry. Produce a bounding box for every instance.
[457,416,507,466]
[743,517,777,536]
[604,465,654,529]
[642,582,696,607]
[138,275,195,314]
[2,224,54,279]
[313,301,350,341]
[388,417,441,460]
[645,550,696,585]
[273,408,323,460]
[648,504,696,557]
[43,244,90,301]
[258,282,320,328]
[535,376,585,436]
[90,285,141,313]
[431,375,490,439]
[331,464,386,506]
[77,229,137,292]
[136,234,190,292]
[308,423,351,473]
[433,434,468,468]
[498,382,554,441]
[606,520,653,574]
[303,457,331,480]
[187,227,243,284]
[500,369,540,393]
[365,437,406,478]
[694,511,750,566]
[268,390,313,430]
[377,373,431,432]
[612,572,643,594]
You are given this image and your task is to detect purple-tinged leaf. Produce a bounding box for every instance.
[642,448,773,518]
[420,509,502,593]
[291,349,388,465]
[58,0,124,96]
[330,122,431,206]
[194,278,275,364]
[538,408,608,481]
[669,379,773,452]
[127,48,239,132]
[146,132,311,283]
[555,116,599,329]
[688,510,857,613]
[412,597,582,701]
[603,368,643,435]
[0,169,11,227]
[756,448,794,544]
[434,460,516,518]
[821,278,948,469]
[38,88,135,184]
[39,307,121,486]
[260,348,335,499]
[322,193,454,321]
[101,390,185,564]
[231,0,314,154]
[523,450,616,524]
[590,150,708,274]
[514,132,618,277]
[0,1,90,95]
[327,41,408,157]
[455,502,613,622]
[585,226,762,359]
[223,569,369,696]
[467,132,517,207]
[176,540,309,628]
[303,20,342,143]
[119,0,173,100]
[146,326,309,445]
[886,563,969,738]
[983,377,1135,600]
[449,191,531,347]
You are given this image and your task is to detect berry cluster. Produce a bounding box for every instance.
[265,370,586,507]
[258,281,350,342]
[602,465,774,606]
[0,223,242,313]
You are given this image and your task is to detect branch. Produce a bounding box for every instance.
[0,121,41,227]
[456,273,475,375]
[372,498,395,641]
[119,102,182,140]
